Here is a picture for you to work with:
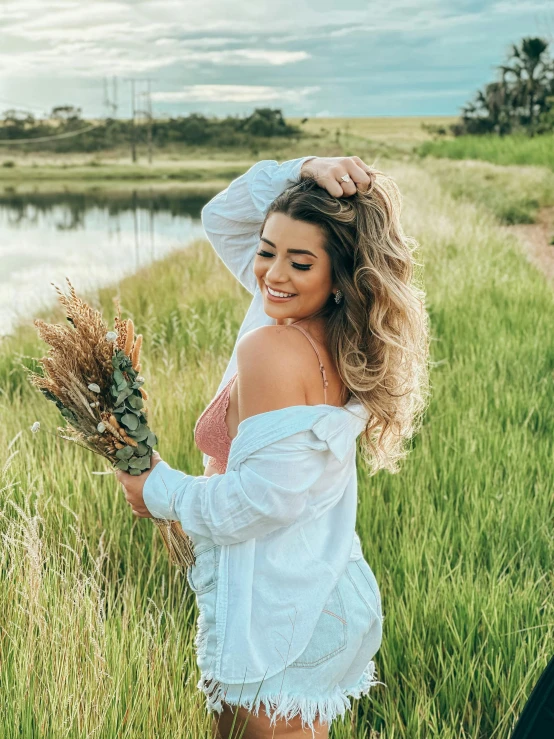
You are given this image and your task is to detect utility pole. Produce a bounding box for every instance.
[124,78,154,164]
[103,77,109,118]
[103,76,118,118]
[129,78,136,162]
[113,75,118,119]
[146,79,153,165]
[135,78,154,165]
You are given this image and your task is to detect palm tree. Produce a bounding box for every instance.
[453,36,554,136]
[498,37,553,132]
[460,80,514,135]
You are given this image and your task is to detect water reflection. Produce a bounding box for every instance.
[0,188,216,337]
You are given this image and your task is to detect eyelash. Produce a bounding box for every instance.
[255,250,312,271]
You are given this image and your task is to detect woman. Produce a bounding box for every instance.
[117,155,430,737]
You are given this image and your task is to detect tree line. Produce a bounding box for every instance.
[0,106,300,153]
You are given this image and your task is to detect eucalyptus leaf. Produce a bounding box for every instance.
[127,394,144,410]
[130,425,149,442]
[128,468,142,476]
[115,459,129,471]
[146,431,157,447]
[116,387,132,405]
[128,455,151,471]
[113,369,124,385]
[123,398,141,411]
[121,413,139,431]
[122,407,141,419]
[136,442,149,456]
[115,446,134,460]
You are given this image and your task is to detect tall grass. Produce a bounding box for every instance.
[417,157,554,225]
[418,132,554,173]
[1,158,553,737]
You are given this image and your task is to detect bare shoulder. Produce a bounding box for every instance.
[236,326,308,419]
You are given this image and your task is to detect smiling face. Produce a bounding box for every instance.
[253,212,335,325]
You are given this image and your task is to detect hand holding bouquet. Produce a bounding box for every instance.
[26,278,195,569]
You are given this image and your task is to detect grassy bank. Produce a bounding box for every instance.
[1,157,553,738]
[418,132,554,172]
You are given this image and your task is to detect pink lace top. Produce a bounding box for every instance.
[194,322,329,474]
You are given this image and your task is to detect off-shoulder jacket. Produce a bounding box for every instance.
[143,156,369,685]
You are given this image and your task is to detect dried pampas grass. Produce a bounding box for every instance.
[26,277,195,570]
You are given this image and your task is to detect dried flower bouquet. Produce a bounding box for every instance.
[26,277,195,569]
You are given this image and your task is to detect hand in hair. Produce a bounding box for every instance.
[300,156,375,198]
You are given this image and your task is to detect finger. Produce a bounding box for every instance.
[348,157,377,192]
[341,159,373,194]
[312,170,344,198]
[349,155,374,175]
[328,163,358,197]
[327,159,367,197]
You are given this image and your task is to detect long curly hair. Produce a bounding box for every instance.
[261,169,431,476]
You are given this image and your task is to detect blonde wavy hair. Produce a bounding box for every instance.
[262,168,431,476]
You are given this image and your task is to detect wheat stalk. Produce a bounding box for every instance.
[26,278,196,571]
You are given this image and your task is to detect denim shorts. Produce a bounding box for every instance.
[187,545,385,738]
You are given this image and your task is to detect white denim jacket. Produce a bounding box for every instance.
[143,156,369,685]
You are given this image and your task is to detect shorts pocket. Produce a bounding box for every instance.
[346,558,382,621]
[186,543,220,594]
[289,582,348,668]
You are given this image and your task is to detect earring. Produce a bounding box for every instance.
[334,289,343,304]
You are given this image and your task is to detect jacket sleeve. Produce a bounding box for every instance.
[142,430,330,545]
[201,156,317,295]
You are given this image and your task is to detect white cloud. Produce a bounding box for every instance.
[0,47,186,77]
[193,49,309,66]
[0,45,309,78]
[152,84,321,103]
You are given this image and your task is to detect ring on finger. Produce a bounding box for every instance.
[340,173,351,183]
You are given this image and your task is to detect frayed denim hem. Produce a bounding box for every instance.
[198,658,385,739]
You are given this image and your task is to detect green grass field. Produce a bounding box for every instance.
[418,132,554,172]
[1,131,553,737]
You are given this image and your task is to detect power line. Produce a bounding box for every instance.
[0,123,101,145]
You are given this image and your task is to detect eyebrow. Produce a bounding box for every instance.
[260,236,318,258]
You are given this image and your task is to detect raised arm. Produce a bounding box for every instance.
[201,156,317,295]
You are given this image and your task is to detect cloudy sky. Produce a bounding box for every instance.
[1,0,552,120]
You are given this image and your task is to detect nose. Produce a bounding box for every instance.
[265,258,290,284]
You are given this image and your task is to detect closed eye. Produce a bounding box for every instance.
[256,250,312,271]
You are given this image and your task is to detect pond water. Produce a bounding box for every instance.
[0,188,217,338]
